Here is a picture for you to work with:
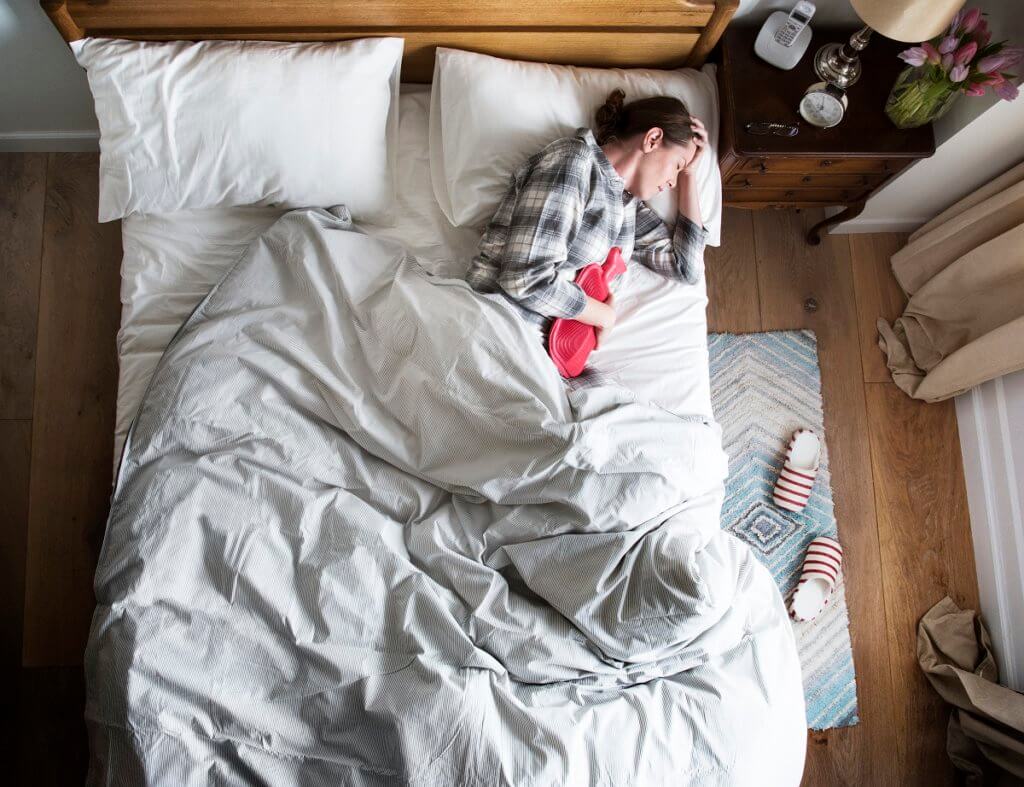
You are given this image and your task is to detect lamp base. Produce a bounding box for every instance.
[814,25,873,90]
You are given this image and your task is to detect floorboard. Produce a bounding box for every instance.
[15,666,89,786]
[22,154,121,667]
[0,153,46,420]
[705,207,761,334]
[0,419,33,669]
[849,234,908,385]
[751,209,901,787]
[865,382,979,782]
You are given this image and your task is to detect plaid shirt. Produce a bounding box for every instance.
[466,128,708,320]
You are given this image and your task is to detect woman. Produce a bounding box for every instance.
[465,88,709,348]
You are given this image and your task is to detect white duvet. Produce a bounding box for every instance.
[86,202,806,785]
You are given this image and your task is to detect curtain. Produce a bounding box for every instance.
[918,597,1024,784]
[877,160,1024,402]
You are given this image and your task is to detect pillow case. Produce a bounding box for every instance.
[429,48,722,245]
[72,37,404,223]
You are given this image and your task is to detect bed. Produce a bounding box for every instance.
[45,2,807,785]
[114,86,716,467]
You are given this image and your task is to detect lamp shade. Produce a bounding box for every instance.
[850,0,966,42]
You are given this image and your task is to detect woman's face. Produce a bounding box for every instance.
[632,130,695,200]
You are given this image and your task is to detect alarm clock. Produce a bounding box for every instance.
[798,81,848,129]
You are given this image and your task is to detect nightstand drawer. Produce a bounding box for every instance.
[723,186,865,204]
[725,171,884,189]
[736,157,897,175]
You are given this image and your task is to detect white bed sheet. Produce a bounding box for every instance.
[114,85,714,467]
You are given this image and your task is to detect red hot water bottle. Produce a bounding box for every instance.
[547,247,627,378]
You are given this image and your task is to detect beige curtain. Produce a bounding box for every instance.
[877,160,1024,402]
[918,597,1024,784]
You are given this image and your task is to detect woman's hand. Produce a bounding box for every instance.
[575,293,616,348]
[595,292,616,349]
[683,117,708,176]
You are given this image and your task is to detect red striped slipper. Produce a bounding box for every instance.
[789,536,843,622]
[772,429,821,513]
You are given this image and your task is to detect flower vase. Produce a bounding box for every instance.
[885,66,961,129]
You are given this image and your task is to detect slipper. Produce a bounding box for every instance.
[548,247,627,378]
[789,536,843,622]
[772,428,820,512]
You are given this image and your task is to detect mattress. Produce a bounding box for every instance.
[114,85,715,469]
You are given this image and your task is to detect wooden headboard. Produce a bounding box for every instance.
[41,0,738,82]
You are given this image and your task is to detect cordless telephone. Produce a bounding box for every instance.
[754,2,816,70]
[774,2,816,47]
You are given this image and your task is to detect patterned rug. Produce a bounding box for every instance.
[708,330,859,730]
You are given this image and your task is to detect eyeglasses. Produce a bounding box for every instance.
[745,121,799,137]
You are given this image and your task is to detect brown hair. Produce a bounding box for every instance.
[594,89,694,146]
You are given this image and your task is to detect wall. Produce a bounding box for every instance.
[955,371,1024,692]
[0,0,98,150]
[831,0,1024,234]
[831,94,1024,231]
[0,0,863,150]
[733,0,861,25]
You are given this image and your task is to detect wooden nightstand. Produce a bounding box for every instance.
[716,26,935,244]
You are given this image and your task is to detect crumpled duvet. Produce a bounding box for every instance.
[86,208,806,785]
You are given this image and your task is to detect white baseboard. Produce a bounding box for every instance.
[0,130,100,152]
[826,215,931,235]
[955,374,1024,692]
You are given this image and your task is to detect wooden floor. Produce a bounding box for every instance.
[1,154,979,785]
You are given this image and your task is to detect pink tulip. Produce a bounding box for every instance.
[994,79,1020,100]
[977,47,1024,73]
[979,72,1005,86]
[960,8,982,34]
[973,19,991,48]
[922,42,942,65]
[938,35,959,54]
[899,47,929,66]
[964,84,987,96]
[949,64,969,82]
[941,53,954,71]
[949,8,965,32]
[954,41,978,65]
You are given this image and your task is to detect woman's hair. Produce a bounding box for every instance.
[594,89,694,146]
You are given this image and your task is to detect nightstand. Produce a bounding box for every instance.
[716,25,935,244]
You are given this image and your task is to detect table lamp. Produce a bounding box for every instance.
[814,0,966,89]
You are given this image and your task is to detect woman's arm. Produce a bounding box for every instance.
[576,293,616,348]
[494,146,593,320]
[676,169,702,229]
[632,200,708,285]
[676,116,708,228]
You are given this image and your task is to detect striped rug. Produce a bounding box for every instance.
[708,330,859,730]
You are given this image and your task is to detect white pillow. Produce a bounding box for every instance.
[72,37,404,223]
[429,48,722,245]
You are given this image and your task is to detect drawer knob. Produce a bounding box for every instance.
[742,178,752,188]
[820,159,833,167]
[758,161,767,174]
[784,190,795,198]
[802,176,812,183]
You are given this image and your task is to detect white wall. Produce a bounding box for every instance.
[0,0,98,149]
[733,0,861,25]
[955,371,1024,692]
[0,0,865,150]
[831,94,1024,231]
